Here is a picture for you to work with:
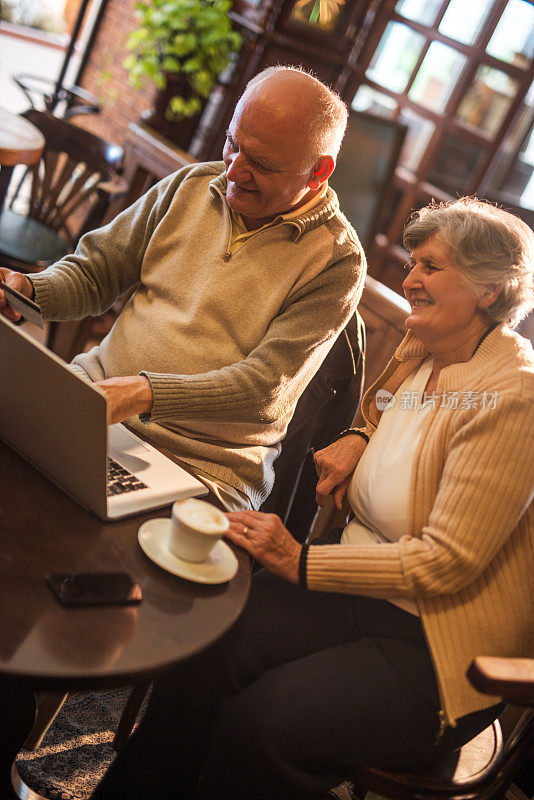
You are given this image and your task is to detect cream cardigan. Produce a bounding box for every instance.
[306,324,534,726]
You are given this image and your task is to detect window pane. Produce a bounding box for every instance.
[517,126,534,210]
[456,66,518,136]
[397,109,435,171]
[409,42,467,112]
[429,134,485,193]
[438,0,493,45]
[0,0,65,33]
[366,22,425,93]
[394,0,442,26]
[486,0,534,67]
[351,86,397,117]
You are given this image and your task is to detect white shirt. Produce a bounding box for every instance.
[342,359,434,614]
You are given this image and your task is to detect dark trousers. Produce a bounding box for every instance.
[91,570,502,800]
[0,681,36,799]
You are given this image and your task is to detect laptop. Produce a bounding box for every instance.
[0,314,208,519]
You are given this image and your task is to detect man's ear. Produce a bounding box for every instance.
[307,156,335,190]
[477,284,502,310]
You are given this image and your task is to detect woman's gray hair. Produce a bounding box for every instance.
[403,197,534,327]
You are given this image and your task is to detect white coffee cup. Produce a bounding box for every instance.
[168,498,229,563]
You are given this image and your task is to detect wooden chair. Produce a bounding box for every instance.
[0,109,124,272]
[329,657,534,800]
[12,73,101,120]
[311,275,409,538]
[260,311,365,542]
[330,110,407,252]
[0,109,126,358]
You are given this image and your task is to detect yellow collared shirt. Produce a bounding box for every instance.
[228,183,328,254]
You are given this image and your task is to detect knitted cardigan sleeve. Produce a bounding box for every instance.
[305,379,534,598]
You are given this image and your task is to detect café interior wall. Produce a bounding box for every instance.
[77,0,148,147]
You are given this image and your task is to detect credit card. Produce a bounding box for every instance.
[1,281,44,329]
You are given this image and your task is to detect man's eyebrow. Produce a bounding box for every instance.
[224,129,278,171]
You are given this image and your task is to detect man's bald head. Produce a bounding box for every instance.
[239,66,348,169]
[223,66,347,228]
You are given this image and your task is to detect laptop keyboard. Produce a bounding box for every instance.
[107,457,148,496]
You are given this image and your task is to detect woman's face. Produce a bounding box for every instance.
[402,234,486,347]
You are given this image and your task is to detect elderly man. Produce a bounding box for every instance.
[0,66,365,510]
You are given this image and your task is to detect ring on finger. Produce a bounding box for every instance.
[242,526,248,535]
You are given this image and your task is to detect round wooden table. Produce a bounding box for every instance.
[0,107,45,208]
[0,439,250,690]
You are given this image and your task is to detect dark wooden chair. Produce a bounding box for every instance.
[330,656,534,800]
[12,73,101,120]
[259,311,365,543]
[329,110,407,252]
[0,109,124,272]
[310,276,410,538]
[0,109,126,357]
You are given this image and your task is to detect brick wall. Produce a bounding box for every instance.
[77,0,151,147]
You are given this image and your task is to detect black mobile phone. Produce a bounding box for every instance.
[46,572,142,607]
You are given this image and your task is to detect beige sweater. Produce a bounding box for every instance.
[306,325,534,726]
[30,163,365,508]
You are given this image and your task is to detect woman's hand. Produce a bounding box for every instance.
[94,375,154,425]
[314,434,368,510]
[225,511,301,584]
[0,268,34,323]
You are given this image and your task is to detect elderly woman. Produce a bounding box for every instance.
[91,198,534,800]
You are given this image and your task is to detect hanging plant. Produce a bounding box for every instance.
[124,0,242,121]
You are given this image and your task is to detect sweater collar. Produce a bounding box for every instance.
[394,323,524,383]
[209,168,340,239]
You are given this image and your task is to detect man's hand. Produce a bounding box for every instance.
[0,269,34,323]
[94,375,154,425]
[225,511,301,584]
[314,434,368,510]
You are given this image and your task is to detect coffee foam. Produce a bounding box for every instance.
[174,499,227,534]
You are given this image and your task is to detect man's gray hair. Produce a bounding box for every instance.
[244,66,348,162]
[403,197,534,328]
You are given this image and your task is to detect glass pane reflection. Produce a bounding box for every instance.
[438,0,493,45]
[456,66,518,136]
[409,42,467,112]
[429,134,484,193]
[351,86,397,117]
[397,109,435,171]
[394,0,442,26]
[486,0,534,67]
[366,22,425,93]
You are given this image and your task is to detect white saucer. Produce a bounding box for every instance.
[138,518,238,584]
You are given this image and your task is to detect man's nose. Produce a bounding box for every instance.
[226,153,251,184]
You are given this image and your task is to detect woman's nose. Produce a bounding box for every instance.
[402,264,422,293]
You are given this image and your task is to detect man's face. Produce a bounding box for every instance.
[222,93,319,229]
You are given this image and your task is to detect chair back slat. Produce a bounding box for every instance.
[28,150,58,222]
[28,162,41,213]
[53,172,101,229]
[41,156,81,226]
[12,110,124,250]
[46,164,96,231]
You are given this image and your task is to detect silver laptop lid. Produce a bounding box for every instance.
[0,315,108,518]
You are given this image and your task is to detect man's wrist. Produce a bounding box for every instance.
[26,277,36,301]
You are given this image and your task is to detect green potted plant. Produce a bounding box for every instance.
[124,0,242,149]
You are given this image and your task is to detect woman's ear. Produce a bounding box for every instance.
[307,156,335,190]
[477,284,502,310]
